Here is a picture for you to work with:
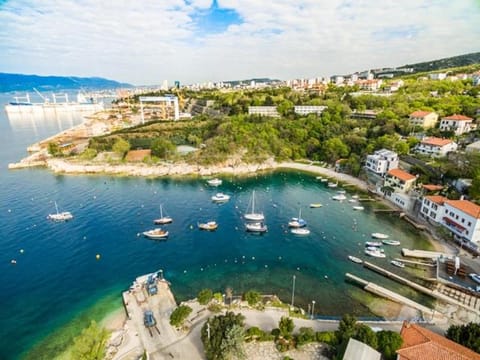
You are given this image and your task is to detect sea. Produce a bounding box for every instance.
[0,93,434,359]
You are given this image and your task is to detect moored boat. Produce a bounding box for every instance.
[153,204,173,224]
[288,209,307,228]
[371,232,389,239]
[47,201,73,222]
[364,249,386,258]
[245,222,268,233]
[352,206,364,211]
[348,255,363,264]
[365,241,382,247]
[391,260,405,268]
[291,228,310,235]
[309,203,322,208]
[328,182,338,188]
[211,193,230,203]
[332,194,347,201]
[143,228,169,239]
[207,178,222,186]
[198,221,218,231]
[244,190,264,222]
[382,239,401,246]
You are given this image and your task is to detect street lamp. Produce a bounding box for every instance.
[311,300,316,319]
[291,275,296,308]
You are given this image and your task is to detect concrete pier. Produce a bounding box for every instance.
[401,248,451,260]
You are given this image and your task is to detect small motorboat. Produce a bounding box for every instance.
[198,221,218,231]
[365,241,382,247]
[211,193,230,203]
[207,178,222,186]
[245,222,268,233]
[328,182,338,188]
[391,260,405,268]
[332,194,347,201]
[365,249,386,258]
[291,228,310,235]
[309,203,323,208]
[348,255,363,264]
[352,206,364,211]
[143,228,169,239]
[351,195,360,199]
[382,239,401,246]
[371,232,389,239]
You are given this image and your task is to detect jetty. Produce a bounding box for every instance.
[401,248,451,260]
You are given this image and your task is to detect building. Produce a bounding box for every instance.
[355,79,383,91]
[248,106,280,118]
[439,114,474,135]
[408,111,438,129]
[429,72,447,80]
[294,105,327,116]
[443,199,480,244]
[350,109,378,120]
[397,321,480,360]
[420,195,447,223]
[343,338,381,360]
[365,149,399,176]
[466,140,480,153]
[415,137,458,157]
[384,168,416,193]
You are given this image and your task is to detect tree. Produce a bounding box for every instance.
[376,330,403,360]
[198,288,213,305]
[353,324,378,350]
[446,322,480,353]
[47,142,60,156]
[151,137,175,158]
[296,327,316,347]
[278,316,295,337]
[201,311,246,360]
[70,321,109,360]
[169,305,192,327]
[112,138,130,157]
[243,290,261,306]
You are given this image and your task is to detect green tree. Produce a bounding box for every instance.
[322,137,350,163]
[296,327,316,347]
[47,142,60,156]
[151,137,175,158]
[353,324,378,350]
[112,138,130,157]
[243,290,261,306]
[376,330,403,360]
[201,311,246,360]
[169,305,192,327]
[198,289,214,305]
[278,316,295,337]
[446,322,480,353]
[70,321,109,360]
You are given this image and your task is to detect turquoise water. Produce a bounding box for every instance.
[0,94,433,359]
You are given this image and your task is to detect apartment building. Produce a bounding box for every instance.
[415,137,457,157]
[408,111,438,129]
[365,149,398,176]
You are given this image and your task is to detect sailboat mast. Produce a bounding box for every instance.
[55,201,59,214]
[252,191,255,213]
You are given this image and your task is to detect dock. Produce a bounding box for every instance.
[401,248,451,260]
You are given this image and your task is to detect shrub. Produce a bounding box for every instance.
[79,148,97,160]
[296,327,316,347]
[244,290,261,306]
[245,326,265,342]
[197,288,213,305]
[279,316,295,337]
[207,303,223,313]
[169,305,192,327]
[316,331,337,345]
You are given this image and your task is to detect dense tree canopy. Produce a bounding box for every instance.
[446,322,480,354]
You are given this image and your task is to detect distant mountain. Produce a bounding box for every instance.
[399,52,480,73]
[0,73,132,92]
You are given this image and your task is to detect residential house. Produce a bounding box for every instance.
[355,79,383,91]
[439,114,474,135]
[415,137,458,157]
[408,111,438,129]
[365,149,399,176]
[429,72,447,80]
[248,106,280,118]
[294,105,327,116]
[420,195,447,223]
[466,140,480,153]
[397,321,480,360]
[343,338,381,360]
[383,79,404,92]
[473,72,480,86]
[442,199,480,244]
[384,168,417,193]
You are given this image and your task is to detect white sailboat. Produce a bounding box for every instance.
[244,190,264,222]
[153,204,173,224]
[47,201,73,221]
[288,209,307,228]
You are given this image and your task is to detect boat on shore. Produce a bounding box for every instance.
[244,190,264,222]
[288,209,307,228]
[371,232,389,239]
[198,221,218,231]
[211,193,230,203]
[365,248,386,258]
[382,239,401,246]
[143,228,169,239]
[348,255,363,264]
[391,260,405,268]
[291,228,310,235]
[309,203,322,208]
[207,178,222,186]
[245,222,268,233]
[47,201,73,222]
[153,204,173,224]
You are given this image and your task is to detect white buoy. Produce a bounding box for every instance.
[20,249,24,254]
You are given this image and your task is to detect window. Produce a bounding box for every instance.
[468,221,472,226]
[461,219,465,223]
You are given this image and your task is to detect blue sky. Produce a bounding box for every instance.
[0,0,479,85]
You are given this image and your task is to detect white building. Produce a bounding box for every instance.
[415,137,458,157]
[365,149,399,176]
[409,111,438,129]
[466,140,480,153]
[294,105,327,116]
[384,168,417,193]
[443,199,480,244]
[421,195,447,223]
[429,73,447,80]
[248,106,280,117]
[439,114,474,135]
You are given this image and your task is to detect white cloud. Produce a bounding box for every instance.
[0,0,479,85]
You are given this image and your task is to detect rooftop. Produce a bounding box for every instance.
[445,199,480,219]
[422,184,444,192]
[442,114,473,121]
[421,137,453,147]
[410,110,434,118]
[425,195,447,205]
[387,168,416,182]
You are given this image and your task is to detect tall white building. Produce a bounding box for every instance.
[248,106,280,117]
[365,149,399,176]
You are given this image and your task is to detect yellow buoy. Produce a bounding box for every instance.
[96,254,101,260]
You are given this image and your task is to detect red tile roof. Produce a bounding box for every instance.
[387,168,416,182]
[425,195,447,205]
[442,114,473,121]
[445,200,480,219]
[410,110,433,118]
[398,322,480,360]
[422,184,444,191]
[421,137,453,147]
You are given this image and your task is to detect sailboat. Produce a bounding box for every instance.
[153,204,173,224]
[288,209,307,228]
[47,201,73,221]
[244,190,264,221]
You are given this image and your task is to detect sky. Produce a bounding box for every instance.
[0,0,480,86]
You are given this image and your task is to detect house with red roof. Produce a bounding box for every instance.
[415,137,458,157]
[397,321,480,360]
[409,111,438,129]
[443,199,480,244]
[420,195,447,223]
[385,168,417,193]
[439,114,474,135]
